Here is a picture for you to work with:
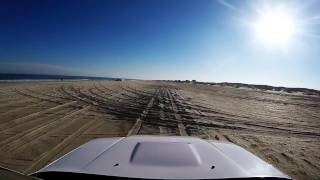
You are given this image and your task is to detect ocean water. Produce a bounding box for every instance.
[0,73,115,81]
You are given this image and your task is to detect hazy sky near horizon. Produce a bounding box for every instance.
[1,0,320,89]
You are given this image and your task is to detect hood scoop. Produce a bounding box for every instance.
[130,141,201,166]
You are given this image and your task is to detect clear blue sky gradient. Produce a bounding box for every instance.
[0,0,319,89]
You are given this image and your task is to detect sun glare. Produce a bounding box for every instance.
[250,7,299,49]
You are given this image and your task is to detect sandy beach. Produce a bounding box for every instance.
[0,80,319,179]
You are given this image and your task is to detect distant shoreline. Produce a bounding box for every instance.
[0,79,90,83]
[0,73,116,81]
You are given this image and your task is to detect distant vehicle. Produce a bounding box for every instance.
[23,136,290,180]
[115,78,124,81]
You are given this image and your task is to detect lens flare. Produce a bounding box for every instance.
[253,10,297,47]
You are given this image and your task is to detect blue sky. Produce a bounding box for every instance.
[0,0,320,89]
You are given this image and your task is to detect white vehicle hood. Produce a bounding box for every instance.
[32,136,290,179]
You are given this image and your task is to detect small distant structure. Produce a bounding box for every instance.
[191,80,196,84]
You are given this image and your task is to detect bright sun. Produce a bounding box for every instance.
[252,9,297,48]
